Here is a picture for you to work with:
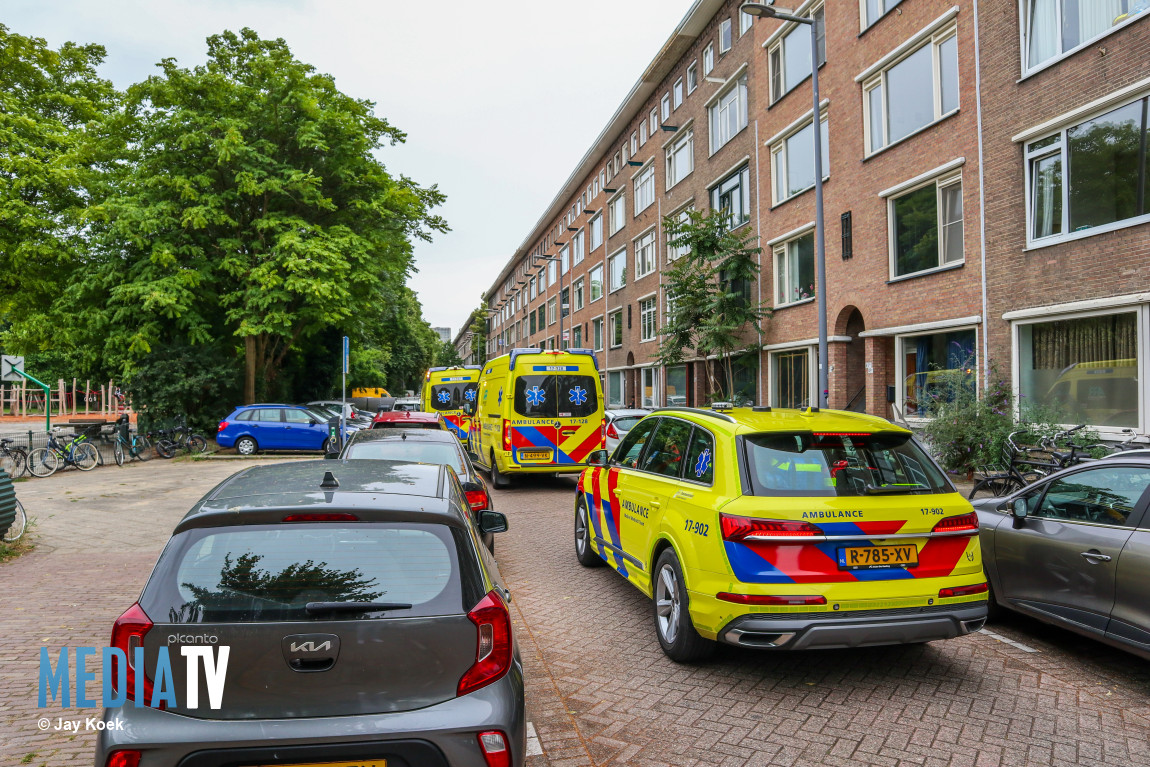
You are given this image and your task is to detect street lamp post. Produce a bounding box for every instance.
[742,2,828,409]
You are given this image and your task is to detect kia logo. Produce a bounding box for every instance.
[290,640,331,653]
[282,633,340,672]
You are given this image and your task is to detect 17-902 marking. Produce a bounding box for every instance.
[684,520,709,537]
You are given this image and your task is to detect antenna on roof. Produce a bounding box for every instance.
[320,471,339,489]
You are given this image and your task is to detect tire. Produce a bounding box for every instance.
[985,578,1004,622]
[235,436,258,456]
[575,496,604,567]
[155,440,175,459]
[187,435,208,454]
[27,447,59,478]
[1,449,26,478]
[2,499,26,543]
[968,476,1022,500]
[322,437,339,455]
[133,435,153,462]
[652,548,715,663]
[74,443,99,471]
[113,440,125,467]
[490,451,510,489]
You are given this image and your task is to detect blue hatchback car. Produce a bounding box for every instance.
[216,404,344,454]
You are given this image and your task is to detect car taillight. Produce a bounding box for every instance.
[110,603,153,704]
[939,582,988,598]
[282,513,359,522]
[458,590,512,697]
[466,489,489,511]
[606,422,619,439]
[932,512,979,534]
[502,421,512,452]
[717,593,827,606]
[719,514,824,541]
[477,731,511,767]
[105,751,142,767]
[217,421,228,432]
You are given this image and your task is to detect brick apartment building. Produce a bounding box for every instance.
[482,0,1149,437]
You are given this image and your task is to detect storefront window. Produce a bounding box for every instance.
[772,349,810,409]
[666,365,688,406]
[607,371,625,407]
[901,329,976,416]
[714,355,758,406]
[1018,312,1138,428]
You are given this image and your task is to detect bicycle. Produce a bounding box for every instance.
[169,415,208,455]
[151,428,177,459]
[27,432,100,477]
[968,425,1093,499]
[2,498,27,543]
[111,416,153,466]
[0,438,28,478]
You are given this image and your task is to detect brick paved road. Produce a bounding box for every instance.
[4,463,1149,766]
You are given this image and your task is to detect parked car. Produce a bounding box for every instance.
[96,459,522,766]
[307,400,374,427]
[605,408,650,454]
[216,404,346,455]
[973,457,1150,659]
[338,428,496,550]
[392,396,422,412]
[372,410,444,431]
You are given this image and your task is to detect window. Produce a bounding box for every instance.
[685,427,714,483]
[513,373,599,419]
[710,165,751,228]
[661,93,671,121]
[529,311,536,335]
[863,28,958,154]
[590,214,603,251]
[609,310,624,348]
[607,370,625,407]
[772,348,812,408]
[609,249,627,292]
[592,317,604,351]
[573,277,584,311]
[772,114,830,204]
[768,6,826,103]
[536,305,545,330]
[547,298,557,325]
[719,18,732,53]
[529,276,536,300]
[740,9,754,35]
[609,193,626,235]
[889,175,963,278]
[589,264,604,302]
[572,229,585,265]
[1035,467,1150,526]
[561,287,570,319]
[686,61,698,94]
[1017,311,1139,429]
[560,245,569,275]
[773,230,815,306]
[1024,0,1149,72]
[667,207,693,261]
[572,325,582,348]
[649,108,658,135]
[709,75,748,153]
[622,143,629,163]
[673,78,683,109]
[640,120,648,147]
[863,0,903,29]
[640,297,658,342]
[634,165,655,215]
[666,129,694,189]
[630,131,638,156]
[1026,94,1150,246]
[634,231,656,279]
[548,259,557,286]
[703,42,714,74]
[666,365,688,406]
[639,415,691,476]
[900,329,976,416]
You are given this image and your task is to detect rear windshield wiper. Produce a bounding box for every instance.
[304,601,413,615]
[864,483,929,495]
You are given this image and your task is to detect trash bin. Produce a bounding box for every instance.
[0,468,16,541]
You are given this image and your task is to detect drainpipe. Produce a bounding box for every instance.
[973,0,990,393]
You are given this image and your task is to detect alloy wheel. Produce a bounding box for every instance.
[655,564,681,644]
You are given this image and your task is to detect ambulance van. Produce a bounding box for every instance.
[421,365,481,441]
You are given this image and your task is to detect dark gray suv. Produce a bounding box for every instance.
[96,460,523,767]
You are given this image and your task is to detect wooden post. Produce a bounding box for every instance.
[72,377,77,415]
[85,379,90,415]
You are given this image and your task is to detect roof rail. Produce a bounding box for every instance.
[652,406,737,424]
[509,347,599,371]
[428,364,482,373]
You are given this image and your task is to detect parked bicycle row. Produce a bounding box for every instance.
[0,413,208,479]
[969,426,1150,499]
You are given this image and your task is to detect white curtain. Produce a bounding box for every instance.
[1075,0,1125,43]
[1028,0,1060,67]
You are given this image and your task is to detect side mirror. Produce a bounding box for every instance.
[585,449,609,468]
[467,450,480,463]
[479,510,508,534]
[309,419,319,426]
[460,479,483,493]
[1012,498,1028,520]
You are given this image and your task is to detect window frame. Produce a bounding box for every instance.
[708,72,749,155]
[769,345,817,408]
[686,61,698,94]
[573,276,585,312]
[861,24,960,156]
[590,214,603,252]
[665,126,695,190]
[1019,0,1150,78]
[661,93,671,122]
[639,295,658,342]
[770,110,830,206]
[703,42,715,74]
[673,78,684,109]
[592,316,604,351]
[767,4,826,104]
[740,9,754,36]
[772,228,817,308]
[896,325,980,420]
[608,192,627,236]
[633,163,656,216]
[639,119,648,147]
[608,248,627,293]
[719,18,733,54]
[572,228,585,265]
[547,297,557,326]
[609,310,624,349]
[589,263,604,303]
[666,203,694,262]
[634,229,657,280]
[860,0,903,30]
[709,164,752,230]
[886,171,965,280]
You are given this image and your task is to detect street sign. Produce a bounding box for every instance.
[562,331,570,341]
[1,356,24,382]
[342,336,350,375]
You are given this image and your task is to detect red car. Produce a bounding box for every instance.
[371,410,444,430]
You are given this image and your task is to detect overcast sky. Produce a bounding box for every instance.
[7,0,696,339]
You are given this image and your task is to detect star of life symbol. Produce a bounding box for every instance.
[694,448,712,478]
[437,390,451,404]
[525,386,546,407]
[568,386,588,405]
[464,388,477,401]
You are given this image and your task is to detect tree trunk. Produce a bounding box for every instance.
[244,336,257,404]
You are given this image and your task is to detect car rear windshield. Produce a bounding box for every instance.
[514,374,599,419]
[743,431,951,497]
[611,416,643,432]
[144,523,469,623]
[428,382,478,412]
[345,441,464,474]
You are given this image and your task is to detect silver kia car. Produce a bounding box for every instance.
[96,460,523,767]
[973,457,1150,660]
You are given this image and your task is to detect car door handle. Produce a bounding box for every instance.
[650,500,661,508]
[1080,550,1112,563]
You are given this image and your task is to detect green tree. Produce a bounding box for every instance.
[434,339,463,367]
[469,305,488,365]
[90,28,446,402]
[657,210,768,402]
